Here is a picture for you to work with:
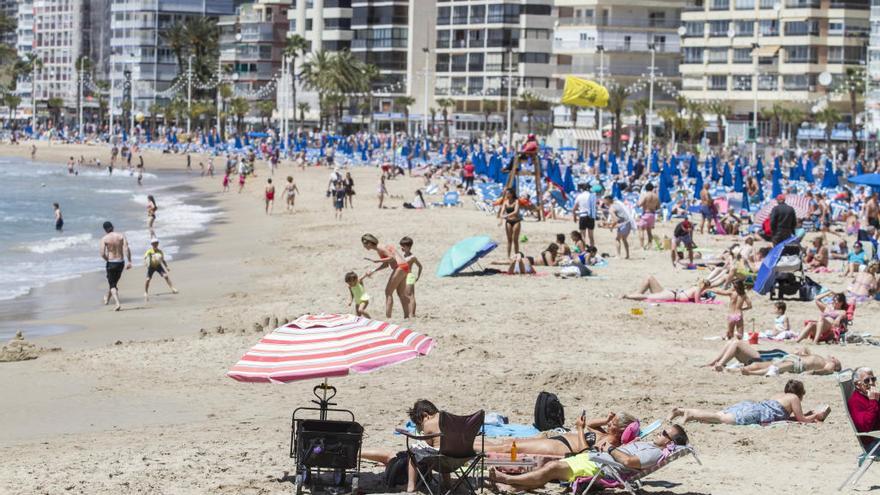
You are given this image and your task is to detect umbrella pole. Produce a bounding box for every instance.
[321,377,328,420]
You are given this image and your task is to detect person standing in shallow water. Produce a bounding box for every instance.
[53,203,63,232]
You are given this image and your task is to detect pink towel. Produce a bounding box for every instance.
[652,299,723,305]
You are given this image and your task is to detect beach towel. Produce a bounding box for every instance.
[650,298,723,305]
[397,420,539,438]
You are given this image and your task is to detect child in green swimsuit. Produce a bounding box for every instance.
[345,271,371,318]
[400,237,423,316]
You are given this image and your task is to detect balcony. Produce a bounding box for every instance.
[556,17,681,29]
[553,39,680,53]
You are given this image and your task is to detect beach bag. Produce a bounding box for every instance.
[533,391,565,431]
[799,276,822,302]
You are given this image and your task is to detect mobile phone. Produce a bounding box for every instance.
[581,409,586,420]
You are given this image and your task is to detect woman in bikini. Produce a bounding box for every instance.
[482,412,637,457]
[713,279,752,340]
[848,261,879,301]
[497,188,521,259]
[146,195,157,231]
[797,291,849,344]
[623,276,711,302]
[362,233,411,318]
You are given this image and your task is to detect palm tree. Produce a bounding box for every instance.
[257,100,275,128]
[300,50,336,130]
[606,83,628,151]
[160,22,188,75]
[814,107,841,149]
[429,107,437,136]
[760,102,788,144]
[394,96,416,135]
[297,102,310,124]
[230,97,249,133]
[840,66,865,153]
[358,63,380,132]
[705,102,731,148]
[47,97,64,126]
[481,99,497,137]
[781,107,805,143]
[658,107,685,151]
[217,84,233,139]
[685,102,705,146]
[436,98,455,138]
[631,98,649,149]
[4,94,20,123]
[148,102,162,136]
[517,91,546,134]
[283,34,308,130]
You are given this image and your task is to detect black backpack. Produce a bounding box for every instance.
[533,391,565,431]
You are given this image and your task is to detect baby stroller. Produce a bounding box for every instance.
[758,242,820,301]
[290,384,363,495]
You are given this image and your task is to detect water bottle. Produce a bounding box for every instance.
[510,440,518,461]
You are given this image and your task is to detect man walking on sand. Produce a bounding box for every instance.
[100,221,132,311]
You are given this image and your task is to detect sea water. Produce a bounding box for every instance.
[0,158,219,305]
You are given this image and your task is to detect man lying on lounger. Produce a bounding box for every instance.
[488,424,689,491]
[705,340,841,376]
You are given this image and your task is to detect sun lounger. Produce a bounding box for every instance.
[575,445,701,495]
[837,369,880,490]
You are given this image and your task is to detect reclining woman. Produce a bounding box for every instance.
[488,424,690,491]
[622,276,711,302]
[483,411,638,456]
[796,291,849,344]
[848,261,879,302]
[668,380,831,425]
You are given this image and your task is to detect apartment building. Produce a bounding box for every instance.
[350,0,436,133]
[30,0,89,109]
[433,0,554,138]
[1,0,17,46]
[108,0,236,119]
[552,0,685,129]
[867,0,880,140]
[680,0,870,141]
[219,0,290,96]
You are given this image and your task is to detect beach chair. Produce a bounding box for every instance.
[837,369,880,490]
[398,410,485,495]
[576,445,701,495]
[443,191,461,207]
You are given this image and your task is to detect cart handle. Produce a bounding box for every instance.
[312,383,337,408]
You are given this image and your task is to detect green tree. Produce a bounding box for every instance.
[230,97,249,133]
[705,102,732,148]
[283,34,308,130]
[257,99,275,128]
[814,106,841,149]
[840,67,865,153]
[685,102,705,147]
[47,97,64,126]
[482,99,498,137]
[148,102,162,136]
[394,95,415,135]
[436,98,455,138]
[781,107,805,143]
[429,107,437,136]
[297,101,310,124]
[517,91,547,134]
[4,93,20,122]
[606,83,628,151]
[631,98,649,149]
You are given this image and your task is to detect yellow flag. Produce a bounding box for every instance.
[561,76,609,108]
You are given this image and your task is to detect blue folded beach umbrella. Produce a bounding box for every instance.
[234,136,242,149]
[722,163,732,187]
[755,177,764,203]
[711,157,721,182]
[610,154,619,175]
[742,188,750,214]
[659,174,671,204]
[804,158,815,183]
[734,162,743,192]
[563,165,576,195]
[856,161,865,176]
[790,158,800,181]
[612,181,623,200]
[626,156,634,176]
[693,173,704,200]
[849,173,880,195]
[436,236,498,277]
[756,157,764,180]
[822,159,839,189]
[771,168,782,198]
[599,155,607,175]
[688,155,699,179]
[754,235,800,295]
[774,156,781,173]
[650,151,660,174]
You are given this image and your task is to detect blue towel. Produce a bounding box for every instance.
[397,420,540,438]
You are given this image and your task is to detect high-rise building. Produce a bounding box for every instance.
[867,0,880,145]
[351,0,436,133]
[108,0,236,119]
[30,0,88,109]
[433,0,554,139]
[552,0,685,129]
[14,0,33,119]
[680,0,870,143]
[0,0,17,47]
[219,0,290,97]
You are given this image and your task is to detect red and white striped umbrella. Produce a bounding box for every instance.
[753,194,812,224]
[227,314,435,384]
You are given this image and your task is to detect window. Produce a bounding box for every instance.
[523,4,551,15]
[436,30,450,48]
[435,76,449,95]
[783,74,812,90]
[735,20,754,36]
[707,48,727,63]
[709,75,727,89]
[760,0,777,7]
[523,28,550,39]
[784,20,819,36]
[711,0,730,9]
[759,19,778,35]
[685,21,704,36]
[451,54,467,71]
[709,20,730,36]
[468,53,484,71]
[758,74,777,90]
[648,11,666,27]
[733,74,752,90]
[435,53,449,72]
[733,48,752,63]
[324,17,350,29]
[828,46,866,64]
[485,52,503,71]
[452,29,467,48]
[519,52,549,64]
[469,5,485,23]
[786,0,820,7]
[785,46,816,63]
[453,6,468,24]
[437,6,450,25]
[683,47,704,63]
[468,76,483,95]
[469,29,484,47]
[736,0,755,8]
[450,76,466,95]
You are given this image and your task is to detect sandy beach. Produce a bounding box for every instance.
[1,142,879,494]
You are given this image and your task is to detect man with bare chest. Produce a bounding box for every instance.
[100,221,132,311]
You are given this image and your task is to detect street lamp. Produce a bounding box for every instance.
[596,44,604,136]
[422,47,430,138]
[506,46,517,147]
[647,42,656,154]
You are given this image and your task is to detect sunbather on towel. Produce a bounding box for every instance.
[669,380,830,426]
[738,348,841,376]
[704,339,789,371]
[362,399,444,492]
[622,275,710,302]
[483,411,637,456]
[487,424,689,491]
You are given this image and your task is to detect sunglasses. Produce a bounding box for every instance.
[863,377,877,385]
[661,430,672,440]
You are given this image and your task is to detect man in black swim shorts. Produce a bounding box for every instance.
[99,221,132,311]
